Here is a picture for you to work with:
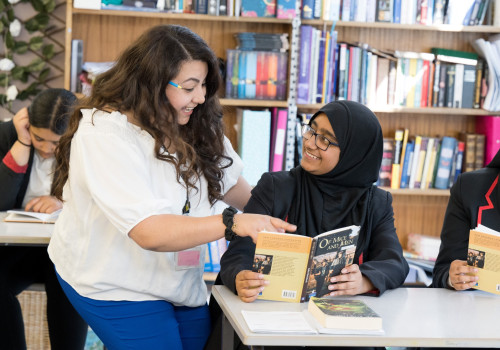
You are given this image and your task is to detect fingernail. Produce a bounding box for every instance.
[259,287,265,292]
[258,274,264,279]
[330,277,336,283]
[263,280,270,285]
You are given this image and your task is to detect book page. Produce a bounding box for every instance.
[253,231,312,302]
[4,209,60,223]
[468,227,500,295]
[241,310,317,334]
[305,225,360,299]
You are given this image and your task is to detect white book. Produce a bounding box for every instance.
[4,210,61,224]
[453,64,464,108]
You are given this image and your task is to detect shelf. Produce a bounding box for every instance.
[297,104,500,115]
[381,187,450,197]
[301,20,500,33]
[220,98,289,108]
[72,8,294,23]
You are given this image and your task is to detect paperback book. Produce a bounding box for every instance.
[4,209,61,224]
[467,224,500,295]
[307,297,383,333]
[252,225,360,303]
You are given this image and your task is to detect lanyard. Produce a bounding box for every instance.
[182,182,190,216]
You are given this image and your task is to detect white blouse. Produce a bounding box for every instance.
[48,109,243,306]
[22,152,55,208]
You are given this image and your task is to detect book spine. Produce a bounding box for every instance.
[461,64,476,109]
[298,26,312,103]
[475,133,485,169]
[391,129,404,189]
[300,238,318,303]
[434,136,458,189]
[400,141,414,189]
[338,43,348,100]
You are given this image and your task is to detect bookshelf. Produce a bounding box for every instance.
[297,20,500,247]
[64,1,500,247]
[64,0,299,153]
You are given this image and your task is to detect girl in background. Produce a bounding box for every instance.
[0,88,88,350]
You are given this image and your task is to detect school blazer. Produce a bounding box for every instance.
[432,167,500,288]
[0,120,34,210]
[219,171,409,296]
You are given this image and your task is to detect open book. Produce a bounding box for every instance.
[241,303,384,335]
[3,209,61,224]
[252,225,360,303]
[468,224,500,295]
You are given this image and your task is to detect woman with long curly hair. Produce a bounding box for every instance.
[48,24,295,350]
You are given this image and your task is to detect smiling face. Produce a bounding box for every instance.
[300,113,340,175]
[29,126,61,159]
[165,60,208,125]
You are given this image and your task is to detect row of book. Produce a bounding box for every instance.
[297,26,338,105]
[225,50,288,100]
[297,29,489,110]
[78,0,498,26]
[377,133,466,190]
[377,123,498,190]
[96,0,298,18]
[301,0,492,25]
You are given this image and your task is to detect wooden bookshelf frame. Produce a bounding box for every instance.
[65,0,496,246]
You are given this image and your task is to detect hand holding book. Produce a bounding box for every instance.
[326,264,376,297]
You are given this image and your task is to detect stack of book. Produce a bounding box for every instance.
[226,33,288,100]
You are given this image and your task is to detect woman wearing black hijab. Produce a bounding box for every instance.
[218,100,408,303]
[433,147,500,290]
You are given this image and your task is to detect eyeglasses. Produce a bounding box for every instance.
[168,81,184,89]
[301,124,339,151]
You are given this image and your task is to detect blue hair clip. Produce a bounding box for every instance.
[169,81,183,89]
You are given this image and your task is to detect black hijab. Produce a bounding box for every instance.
[288,101,383,239]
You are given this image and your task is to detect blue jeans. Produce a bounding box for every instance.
[56,272,211,350]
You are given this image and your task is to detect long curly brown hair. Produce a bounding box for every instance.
[53,25,232,205]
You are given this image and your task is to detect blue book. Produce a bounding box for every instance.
[238,52,247,98]
[316,31,326,103]
[245,51,257,99]
[225,50,236,98]
[298,26,313,103]
[434,136,458,189]
[301,0,314,18]
[400,141,414,189]
[393,0,401,23]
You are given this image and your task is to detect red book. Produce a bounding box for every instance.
[267,53,278,99]
[476,116,500,165]
[256,52,267,99]
[420,60,430,107]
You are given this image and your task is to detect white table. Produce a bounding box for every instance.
[212,285,500,349]
[0,212,53,245]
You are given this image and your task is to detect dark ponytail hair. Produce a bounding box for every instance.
[28,88,76,135]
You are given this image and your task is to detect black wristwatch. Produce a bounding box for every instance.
[222,206,238,241]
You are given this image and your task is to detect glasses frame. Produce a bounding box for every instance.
[168,81,184,89]
[301,124,339,151]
